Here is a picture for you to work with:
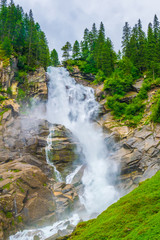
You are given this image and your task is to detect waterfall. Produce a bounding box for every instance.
[47,67,118,214]
[45,128,62,182]
[10,67,119,240]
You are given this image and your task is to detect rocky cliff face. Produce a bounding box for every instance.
[0,58,17,91]
[27,67,48,100]
[0,63,160,239]
[68,67,160,194]
[94,83,160,194]
[0,59,48,100]
[0,63,82,239]
[0,111,82,239]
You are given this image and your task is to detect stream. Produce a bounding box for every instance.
[10,67,119,240]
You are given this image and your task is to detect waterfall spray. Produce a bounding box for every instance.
[10,67,119,240]
[46,67,118,215]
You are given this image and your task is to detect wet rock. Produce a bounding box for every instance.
[119,92,138,103]
[48,125,81,177]
[27,67,48,100]
[132,78,144,92]
[0,160,56,237]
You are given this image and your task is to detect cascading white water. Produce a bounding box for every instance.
[46,67,118,214]
[10,67,119,240]
[45,128,62,182]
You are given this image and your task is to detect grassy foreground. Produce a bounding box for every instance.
[63,171,160,240]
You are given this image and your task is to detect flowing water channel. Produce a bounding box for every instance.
[10,67,119,240]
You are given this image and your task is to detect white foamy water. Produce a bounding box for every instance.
[10,67,119,239]
[46,67,118,214]
[45,128,62,182]
[10,213,80,240]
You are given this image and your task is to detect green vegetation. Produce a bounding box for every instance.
[6,212,13,218]
[0,108,9,117]
[50,49,60,66]
[61,16,160,126]
[66,171,160,240]
[0,0,50,70]
[17,216,23,223]
[62,22,115,75]
[2,183,11,190]
[11,169,20,173]
[150,90,160,123]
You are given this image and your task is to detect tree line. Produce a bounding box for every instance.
[61,15,160,80]
[61,17,160,125]
[0,0,59,71]
[61,22,115,76]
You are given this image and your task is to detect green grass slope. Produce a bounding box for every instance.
[64,171,160,240]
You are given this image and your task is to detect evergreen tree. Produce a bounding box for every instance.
[153,14,159,40]
[0,0,8,40]
[61,41,72,61]
[0,1,50,70]
[50,49,59,66]
[92,23,97,42]
[2,36,12,57]
[101,38,115,76]
[81,28,89,59]
[137,19,146,71]
[147,23,156,78]
[94,22,106,69]
[72,40,80,59]
[153,15,160,65]
[122,22,131,57]
[129,24,138,65]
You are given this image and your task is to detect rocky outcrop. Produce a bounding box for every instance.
[99,115,160,193]
[0,160,55,236]
[27,67,48,100]
[0,107,82,238]
[80,75,160,193]
[0,57,48,100]
[67,66,95,86]
[47,125,80,177]
[0,57,17,91]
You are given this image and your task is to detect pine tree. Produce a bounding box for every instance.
[153,14,159,41]
[50,49,59,66]
[72,40,80,59]
[81,28,89,59]
[137,19,146,71]
[0,1,50,70]
[0,0,8,40]
[147,23,156,78]
[122,22,131,57]
[101,38,115,76]
[129,24,138,67]
[61,41,72,61]
[92,23,97,42]
[94,22,106,69]
[2,36,12,57]
[153,15,160,66]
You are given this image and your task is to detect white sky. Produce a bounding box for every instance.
[14,0,160,58]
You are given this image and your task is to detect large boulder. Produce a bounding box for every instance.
[0,160,56,238]
[46,125,80,177]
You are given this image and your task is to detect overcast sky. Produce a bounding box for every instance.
[14,0,160,58]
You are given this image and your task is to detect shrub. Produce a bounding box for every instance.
[151,92,160,123]
[104,73,133,96]
[17,88,26,102]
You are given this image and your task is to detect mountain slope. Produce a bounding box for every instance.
[61,170,160,240]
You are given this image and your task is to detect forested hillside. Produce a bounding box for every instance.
[62,17,160,126]
[0,0,51,71]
